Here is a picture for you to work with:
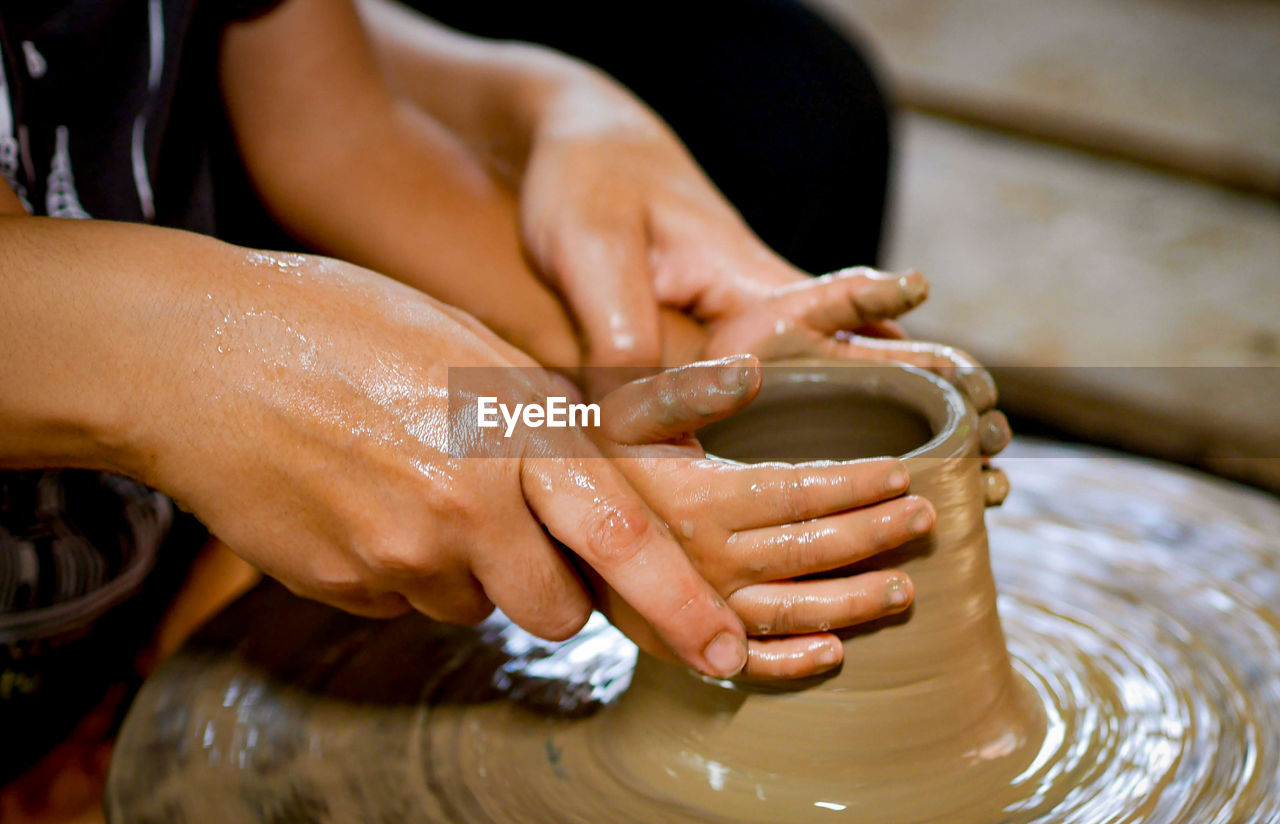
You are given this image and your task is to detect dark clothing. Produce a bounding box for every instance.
[400,0,893,272]
[0,0,280,229]
[216,0,893,272]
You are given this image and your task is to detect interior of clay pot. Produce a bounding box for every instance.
[698,365,941,463]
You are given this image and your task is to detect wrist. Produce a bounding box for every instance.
[485,49,613,177]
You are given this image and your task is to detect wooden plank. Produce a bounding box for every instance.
[809,0,1280,194]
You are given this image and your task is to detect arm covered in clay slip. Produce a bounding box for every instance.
[0,206,760,680]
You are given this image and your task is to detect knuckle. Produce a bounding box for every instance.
[783,530,821,573]
[441,595,496,627]
[661,576,713,631]
[362,536,425,578]
[781,476,814,520]
[424,482,478,526]
[582,501,653,567]
[654,372,689,422]
[539,602,592,642]
[300,563,369,606]
[770,600,797,635]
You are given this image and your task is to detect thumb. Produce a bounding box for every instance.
[596,356,761,446]
[787,267,929,335]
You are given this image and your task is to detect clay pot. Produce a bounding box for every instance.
[587,361,1045,822]
[393,360,1045,823]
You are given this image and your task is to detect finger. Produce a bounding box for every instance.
[307,588,413,620]
[742,634,844,680]
[597,356,761,445]
[852,319,908,339]
[826,335,962,378]
[471,512,594,642]
[400,572,496,626]
[537,218,662,382]
[828,336,1000,412]
[728,571,913,636]
[726,495,934,586]
[592,585,846,682]
[716,457,911,530]
[955,365,998,412]
[658,307,710,367]
[271,554,415,620]
[521,455,748,678]
[341,596,413,619]
[978,409,1012,455]
[983,466,1010,506]
[776,267,929,334]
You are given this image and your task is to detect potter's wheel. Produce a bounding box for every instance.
[105,438,1280,823]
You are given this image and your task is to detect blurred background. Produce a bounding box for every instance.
[809,0,1280,493]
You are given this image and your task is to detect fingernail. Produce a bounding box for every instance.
[703,632,748,677]
[818,640,842,666]
[886,466,909,493]
[898,273,927,306]
[718,364,749,393]
[908,506,933,536]
[884,578,911,609]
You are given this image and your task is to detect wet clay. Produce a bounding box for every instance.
[104,363,1280,823]
[582,363,1046,822]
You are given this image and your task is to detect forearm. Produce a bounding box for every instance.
[356,0,607,180]
[222,0,583,369]
[0,217,234,473]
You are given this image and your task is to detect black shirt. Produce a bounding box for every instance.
[0,0,282,232]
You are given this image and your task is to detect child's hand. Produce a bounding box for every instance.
[657,270,1012,502]
[585,357,933,680]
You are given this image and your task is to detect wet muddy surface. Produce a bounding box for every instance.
[105,368,1280,823]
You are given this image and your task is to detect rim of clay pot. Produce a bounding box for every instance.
[758,358,976,465]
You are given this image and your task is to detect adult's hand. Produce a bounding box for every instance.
[585,357,934,679]
[0,217,749,680]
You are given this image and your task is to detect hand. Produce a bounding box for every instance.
[662,268,1014,501]
[125,245,750,679]
[518,77,803,385]
[518,82,1009,476]
[585,357,933,679]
